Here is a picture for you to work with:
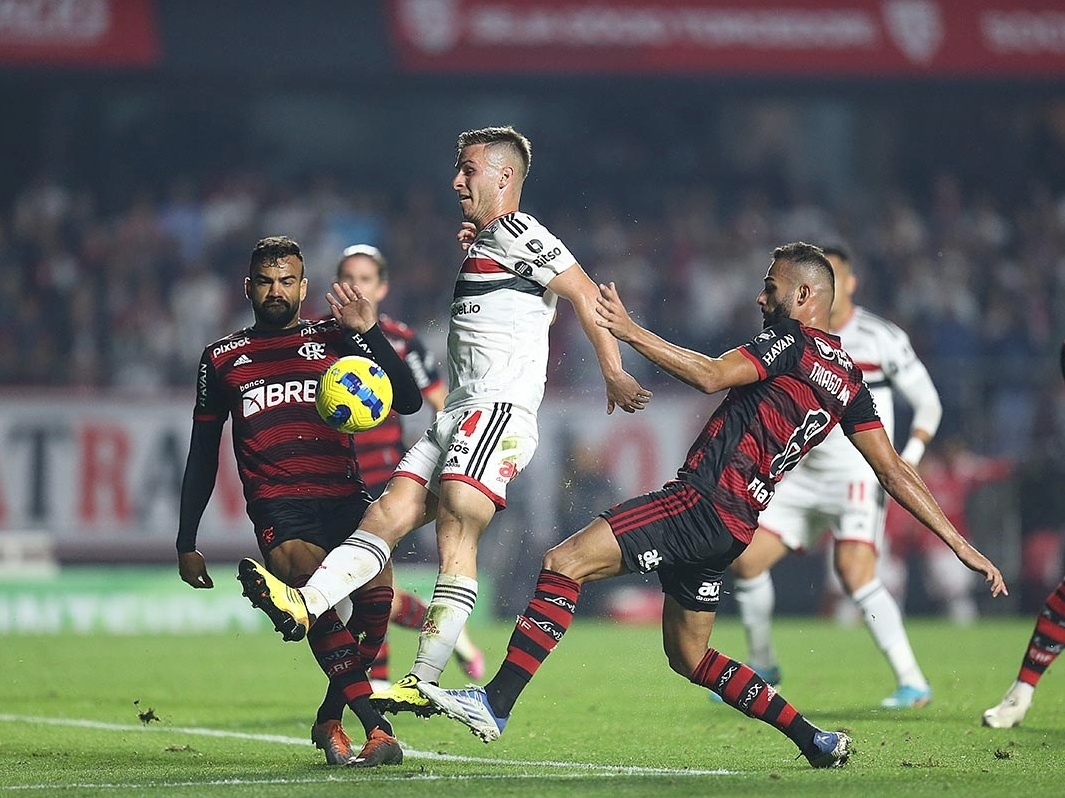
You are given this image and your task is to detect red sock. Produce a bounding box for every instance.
[309,607,373,721]
[369,639,390,681]
[392,589,428,629]
[1019,578,1065,686]
[693,648,817,755]
[351,585,394,669]
[485,570,580,716]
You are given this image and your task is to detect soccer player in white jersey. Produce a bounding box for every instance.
[237,126,652,714]
[728,245,943,709]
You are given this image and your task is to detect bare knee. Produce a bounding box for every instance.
[542,544,572,577]
[835,542,877,594]
[730,528,787,580]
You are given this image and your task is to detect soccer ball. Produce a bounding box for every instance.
[315,355,393,434]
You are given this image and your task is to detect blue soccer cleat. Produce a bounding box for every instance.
[880,684,932,709]
[416,682,507,742]
[805,729,852,768]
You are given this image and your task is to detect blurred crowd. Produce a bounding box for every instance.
[5,167,1065,457]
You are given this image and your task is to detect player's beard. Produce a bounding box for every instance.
[762,295,793,328]
[254,299,297,328]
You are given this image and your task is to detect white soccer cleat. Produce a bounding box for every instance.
[416,682,507,743]
[982,681,1033,728]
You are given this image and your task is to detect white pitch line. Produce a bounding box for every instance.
[0,714,736,779]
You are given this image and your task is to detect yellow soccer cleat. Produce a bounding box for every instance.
[237,558,310,641]
[370,674,439,717]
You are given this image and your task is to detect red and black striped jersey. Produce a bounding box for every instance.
[194,319,366,502]
[354,313,443,495]
[676,318,882,544]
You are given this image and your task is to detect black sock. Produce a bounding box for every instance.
[352,696,393,737]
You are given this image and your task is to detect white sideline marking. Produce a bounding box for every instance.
[0,714,736,785]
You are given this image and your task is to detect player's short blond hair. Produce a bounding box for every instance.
[456,125,532,178]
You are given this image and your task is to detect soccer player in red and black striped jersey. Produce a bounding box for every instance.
[418,242,1008,768]
[175,235,423,767]
[335,245,485,685]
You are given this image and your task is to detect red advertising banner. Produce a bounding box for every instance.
[388,0,1065,76]
[0,0,159,66]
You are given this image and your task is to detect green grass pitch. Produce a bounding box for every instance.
[2,614,1062,797]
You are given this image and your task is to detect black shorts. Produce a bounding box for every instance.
[601,481,747,612]
[246,495,372,557]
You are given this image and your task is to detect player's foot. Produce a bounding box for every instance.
[416,682,507,743]
[982,681,1033,728]
[804,730,852,769]
[236,558,310,641]
[310,719,356,766]
[348,727,404,767]
[709,664,781,703]
[880,684,932,709]
[370,674,438,717]
[453,627,486,680]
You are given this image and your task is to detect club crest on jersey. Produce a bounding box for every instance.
[298,341,327,360]
[814,336,853,368]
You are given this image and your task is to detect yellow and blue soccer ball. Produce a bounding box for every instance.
[315,355,393,434]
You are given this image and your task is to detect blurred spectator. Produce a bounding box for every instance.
[882,437,1013,624]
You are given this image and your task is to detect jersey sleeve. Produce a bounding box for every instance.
[879,322,943,438]
[405,331,443,394]
[739,320,804,379]
[502,215,577,287]
[194,349,228,423]
[350,324,424,415]
[840,382,883,435]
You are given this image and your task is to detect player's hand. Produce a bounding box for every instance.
[595,282,639,343]
[328,281,377,333]
[604,370,653,415]
[457,222,477,251]
[956,542,1008,598]
[178,550,214,589]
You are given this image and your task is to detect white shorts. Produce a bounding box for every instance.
[393,402,538,509]
[758,465,886,553]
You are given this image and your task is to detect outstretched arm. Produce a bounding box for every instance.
[328,281,423,415]
[595,281,759,394]
[549,266,652,414]
[847,425,1007,597]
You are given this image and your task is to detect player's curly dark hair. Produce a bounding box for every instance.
[772,241,836,307]
[456,125,532,178]
[250,236,304,277]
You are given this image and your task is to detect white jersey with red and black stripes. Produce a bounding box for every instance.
[445,211,575,415]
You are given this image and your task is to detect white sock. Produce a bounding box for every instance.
[1009,680,1035,702]
[410,573,478,684]
[852,578,928,690]
[300,530,391,619]
[735,572,777,673]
